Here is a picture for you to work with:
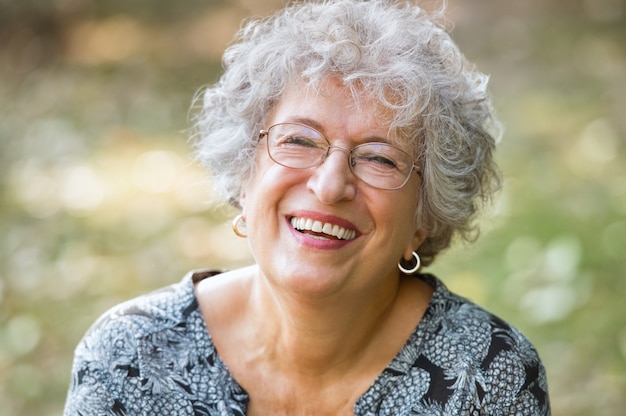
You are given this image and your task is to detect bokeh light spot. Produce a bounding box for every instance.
[131,150,183,193]
[9,159,61,218]
[6,315,41,357]
[543,235,581,283]
[520,285,578,324]
[567,118,618,177]
[60,164,105,214]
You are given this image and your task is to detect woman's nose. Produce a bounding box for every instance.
[306,148,357,203]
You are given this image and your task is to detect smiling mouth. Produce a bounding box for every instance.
[289,216,357,240]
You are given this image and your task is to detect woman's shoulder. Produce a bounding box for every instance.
[404,274,550,414]
[65,270,249,415]
[421,274,541,362]
[88,272,198,337]
[76,269,226,354]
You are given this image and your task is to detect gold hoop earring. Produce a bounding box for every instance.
[232,214,248,238]
[398,251,421,274]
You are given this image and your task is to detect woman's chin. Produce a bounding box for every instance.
[263,264,352,300]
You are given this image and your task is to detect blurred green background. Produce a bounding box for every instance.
[0,0,624,414]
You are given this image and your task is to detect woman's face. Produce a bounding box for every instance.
[241,77,425,298]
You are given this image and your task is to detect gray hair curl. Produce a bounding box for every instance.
[191,0,502,266]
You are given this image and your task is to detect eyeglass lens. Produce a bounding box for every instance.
[262,123,415,190]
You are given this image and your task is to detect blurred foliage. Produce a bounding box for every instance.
[0,0,624,415]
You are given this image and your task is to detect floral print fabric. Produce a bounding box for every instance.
[64,271,550,415]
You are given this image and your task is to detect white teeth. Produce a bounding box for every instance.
[312,220,323,233]
[290,217,356,240]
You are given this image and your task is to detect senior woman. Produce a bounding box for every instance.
[64,0,550,415]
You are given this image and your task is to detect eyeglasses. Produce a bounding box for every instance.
[259,122,420,190]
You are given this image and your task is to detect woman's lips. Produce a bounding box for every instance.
[289,216,357,240]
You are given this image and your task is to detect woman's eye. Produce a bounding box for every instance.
[359,153,398,168]
[279,135,319,147]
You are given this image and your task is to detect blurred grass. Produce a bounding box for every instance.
[1,0,624,414]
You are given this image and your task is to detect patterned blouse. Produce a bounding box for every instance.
[64,270,550,415]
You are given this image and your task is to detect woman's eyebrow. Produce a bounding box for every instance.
[279,116,393,144]
[280,116,324,131]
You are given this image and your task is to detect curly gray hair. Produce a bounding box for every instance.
[192,0,502,266]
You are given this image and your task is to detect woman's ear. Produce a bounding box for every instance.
[239,190,246,211]
[403,228,428,261]
[237,195,247,219]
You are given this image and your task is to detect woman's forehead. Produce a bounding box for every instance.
[268,77,398,137]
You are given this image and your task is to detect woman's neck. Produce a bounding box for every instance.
[195,264,433,411]
[245,264,430,379]
[250,270,400,376]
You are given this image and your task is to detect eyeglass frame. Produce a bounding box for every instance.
[258,122,421,190]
